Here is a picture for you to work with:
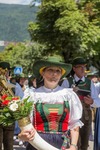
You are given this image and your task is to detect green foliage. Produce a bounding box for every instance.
[0,4,38,42]
[28,0,100,69]
[0,0,99,71]
[0,42,47,76]
[0,97,33,126]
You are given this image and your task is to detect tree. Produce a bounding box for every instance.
[28,0,100,69]
[0,42,46,76]
[78,0,100,69]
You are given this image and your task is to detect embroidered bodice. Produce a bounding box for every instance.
[33,101,70,132]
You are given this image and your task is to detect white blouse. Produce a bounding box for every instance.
[23,85,83,130]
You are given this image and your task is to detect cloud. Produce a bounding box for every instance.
[0,0,32,5]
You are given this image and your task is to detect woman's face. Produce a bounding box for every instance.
[41,66,62,89]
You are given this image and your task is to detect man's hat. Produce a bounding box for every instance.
[33,55,72,78]
[0,61,11,70]
[86,70,99,77]
[72,57,87,66]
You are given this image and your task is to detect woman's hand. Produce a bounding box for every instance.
[18,127,36,141]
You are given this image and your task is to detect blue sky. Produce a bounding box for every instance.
[0,0,33,5]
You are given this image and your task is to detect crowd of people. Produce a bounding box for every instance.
[0,55,100,150]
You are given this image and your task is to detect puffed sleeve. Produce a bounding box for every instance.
[67,90,83,130]
[23,87,35,123]
[23,87,35,102]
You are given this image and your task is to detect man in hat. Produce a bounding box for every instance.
[18,55,83,150]
[86,70,99,141]
[87,71,100,150]
[0,61,15,150]
[61,57,100,150]
[86,70,99,83]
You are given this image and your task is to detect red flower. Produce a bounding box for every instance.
[1,94,8,100]
[12,97,19,101]
[2,100,10,106]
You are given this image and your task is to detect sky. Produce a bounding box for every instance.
[0,0,33,5]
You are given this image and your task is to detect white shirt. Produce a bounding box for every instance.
[95,82,100,98]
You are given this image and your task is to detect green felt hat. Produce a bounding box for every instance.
[72,57,87,66]
[0,61,11,70]
[33,55,72,78]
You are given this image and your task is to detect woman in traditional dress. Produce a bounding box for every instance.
[18,55,83,150]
